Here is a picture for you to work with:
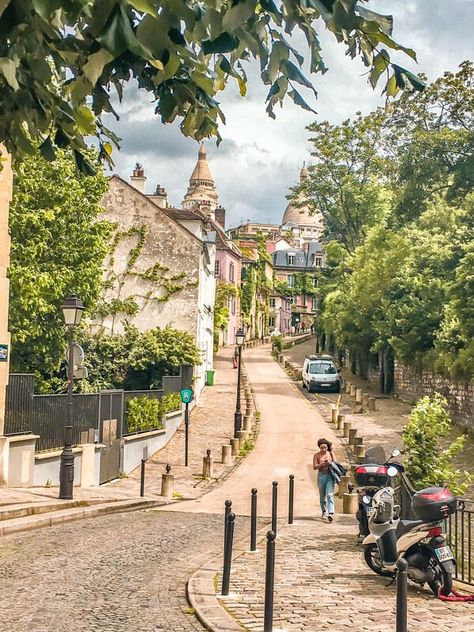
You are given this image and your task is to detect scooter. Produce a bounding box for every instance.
[354,446,404,538]
[362,480,457,596]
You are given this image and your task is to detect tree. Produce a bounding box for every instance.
[402,394,470,495]
[0,1,422,168]
[8,149,110,384]
[295,113,393,252]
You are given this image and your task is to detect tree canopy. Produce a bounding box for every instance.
[0,1,423,170]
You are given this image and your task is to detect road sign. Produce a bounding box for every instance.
[180,388,193,404]
[65,343,85,367]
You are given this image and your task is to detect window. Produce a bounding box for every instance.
[309,361,337,375]
[214,260,220,277]
[269,316,276,328]
[269,298,276,308]
[313,277,318,287]
[287,253,295,265]
[229,262,235,283]
[313,255,323,267]
[230,297,236,315]
[287,274,295,287]
[312,297,318,311]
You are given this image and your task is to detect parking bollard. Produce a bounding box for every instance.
[396,557,408,632]
[160,464,174,498]
[250,488,257,551]
[221,512,235,596]
[224,499,232,542]
[140,459,146,497]
[271,481,278,536]
[263,530,276,632]
[288,475,294,524]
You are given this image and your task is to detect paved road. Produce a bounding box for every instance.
[166,344,344,518]
[0,510,237,632]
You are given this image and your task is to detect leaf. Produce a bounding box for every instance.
[74,150,96,176]
[83,48,114,85]
[158,91,178,122]
[202,32,239,55]
[222,0,257,33]
[126,0,158,16]
[281,60,316,94]
[75,105,96,135]
[0,57,19,90]
[393,65,425,92]
[357,7,393,36]
[384,74,399,98]
[288,89,317,114]
[97,4,150,58]
[219,56,233,74]
[0,0,10,19]
[369,49,390,89]
[168,28,186,46]
[39,136,56,162]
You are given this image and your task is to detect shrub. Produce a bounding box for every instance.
[271,334,283,356]
[127,396,161,433]
[402,393,471,495]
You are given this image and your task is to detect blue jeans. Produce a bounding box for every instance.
[318,472,335,515]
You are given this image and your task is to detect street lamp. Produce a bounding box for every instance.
[233,328,245,436]
[59,295,85,500]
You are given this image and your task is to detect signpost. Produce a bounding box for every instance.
[180,388,193,466]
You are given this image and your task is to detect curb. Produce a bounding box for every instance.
[0,498,163,536]
[187,524,271,632]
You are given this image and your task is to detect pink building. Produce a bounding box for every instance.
[214,212,242,347]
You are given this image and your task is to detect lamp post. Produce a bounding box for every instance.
[233,328,245,437]
[59,295,85,500]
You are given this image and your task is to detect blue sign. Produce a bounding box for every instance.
[180,388,193,404]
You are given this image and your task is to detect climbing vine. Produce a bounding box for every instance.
[96,223,199,331]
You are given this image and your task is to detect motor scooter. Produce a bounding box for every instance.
[362,479,457,596]
[354,446,404,538]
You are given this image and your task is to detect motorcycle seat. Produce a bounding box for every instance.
[396,519,424,537]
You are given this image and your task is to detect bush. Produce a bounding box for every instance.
[126,392,182,433]
[402,393,471,495]
[271,334,283,356]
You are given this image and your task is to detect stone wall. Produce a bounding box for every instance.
[394,360,474,430]
[96,176,202,337]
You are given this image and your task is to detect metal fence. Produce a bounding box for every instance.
[4,374,34,435]
[447,499,474,586]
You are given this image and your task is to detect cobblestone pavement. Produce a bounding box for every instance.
[0,509,252,632]
[219,514,474,632]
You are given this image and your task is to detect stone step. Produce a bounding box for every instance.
[0,498,161,536]
[0,497,115,522]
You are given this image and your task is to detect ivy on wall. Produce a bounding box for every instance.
[96,223,198,331]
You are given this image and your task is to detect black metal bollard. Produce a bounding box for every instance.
[221,512,235,596]
[396,557,408,632]
[263,530,276,632]
[224,499,232,542]
[140,459,146,497]
[250,488,257,551]
[271,481,278,536]
[288,474,294,524]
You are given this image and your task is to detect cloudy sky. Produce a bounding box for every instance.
[105,1,474,228]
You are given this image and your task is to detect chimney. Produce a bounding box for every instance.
[130,162,146,193]
[215,205,226,229]
[149,184,168,207]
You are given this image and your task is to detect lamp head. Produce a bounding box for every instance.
[61,295,85,327]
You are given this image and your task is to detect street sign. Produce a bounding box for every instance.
[65,343,85,367]
[180,388,193,404]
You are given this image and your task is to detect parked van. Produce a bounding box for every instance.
[302,354,341,393]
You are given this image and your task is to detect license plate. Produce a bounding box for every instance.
[435,546,454,562]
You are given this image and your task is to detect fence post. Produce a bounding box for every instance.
[221,512,236,596]
[140,459,146,497]
[264,530,276,632]
[288,475,294,524]
[396,557,408,632]
[271,481,278,536]
[250,488,257,551]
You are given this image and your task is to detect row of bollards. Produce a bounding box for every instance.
[221,475,296,630]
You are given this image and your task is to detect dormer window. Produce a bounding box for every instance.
[313,255,323,267]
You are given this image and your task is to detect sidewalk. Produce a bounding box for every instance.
[0,345,250,529]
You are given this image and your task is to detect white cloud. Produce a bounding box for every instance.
[105,0,474,228]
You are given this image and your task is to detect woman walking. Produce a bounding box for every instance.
[313,438,335,522]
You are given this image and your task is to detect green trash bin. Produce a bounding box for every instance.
[206,369,216,386]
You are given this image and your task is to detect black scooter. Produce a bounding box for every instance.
[354,446,404,538]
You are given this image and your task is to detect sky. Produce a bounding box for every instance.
[105,1,474,228]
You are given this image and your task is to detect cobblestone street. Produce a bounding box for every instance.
[0,510,247,632]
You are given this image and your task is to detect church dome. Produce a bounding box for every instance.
[281,164,321,227]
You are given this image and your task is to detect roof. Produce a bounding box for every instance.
[272,241,324,269]
[189,143,214,183]
[281,164,323,228]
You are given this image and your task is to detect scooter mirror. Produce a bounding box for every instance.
[391,449,401,458]
[362,495,371,505]
[387,465,398,477]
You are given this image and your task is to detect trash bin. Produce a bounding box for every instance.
[205,369,216,386]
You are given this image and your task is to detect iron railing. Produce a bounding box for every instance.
[447,499,474,587]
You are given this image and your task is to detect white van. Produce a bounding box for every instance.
[302,354,341,393]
